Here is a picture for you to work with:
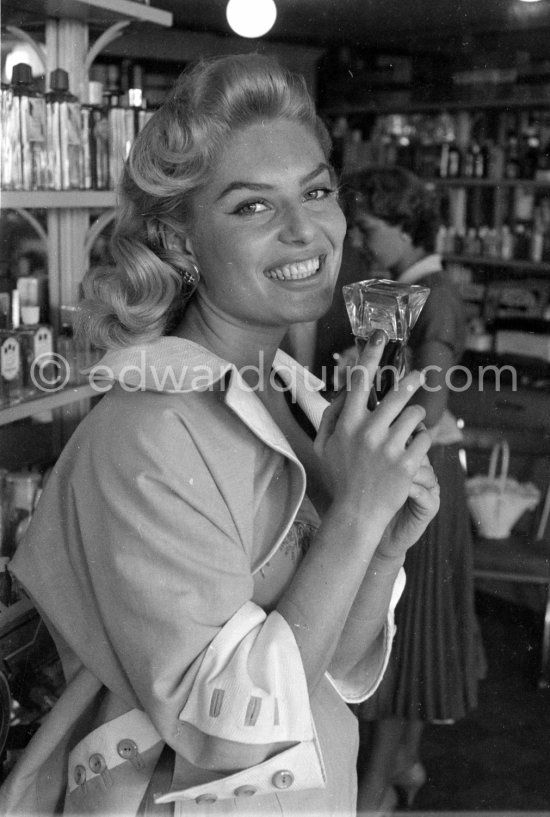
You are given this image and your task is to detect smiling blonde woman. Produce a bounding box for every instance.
[1,56,439,817]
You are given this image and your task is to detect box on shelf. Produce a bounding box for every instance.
[495,330,550,362]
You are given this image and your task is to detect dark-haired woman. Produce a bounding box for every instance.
[348,167,482,813]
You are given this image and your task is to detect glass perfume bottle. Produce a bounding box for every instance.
[342,278,430,409]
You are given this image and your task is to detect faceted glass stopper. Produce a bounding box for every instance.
[342,278,430,406]
[342,278,430,343]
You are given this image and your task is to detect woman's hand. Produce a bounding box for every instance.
[376,455,440,560]
[314,330,433,541]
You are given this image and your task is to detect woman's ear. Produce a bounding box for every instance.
[180,236,201,266]
[166,231,198,265]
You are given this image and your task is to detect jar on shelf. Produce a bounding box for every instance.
[2,471,42,559]
[0,328,24,406]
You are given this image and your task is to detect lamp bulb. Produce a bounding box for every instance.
[226,0,277,38]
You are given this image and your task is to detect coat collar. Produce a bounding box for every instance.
[91,337,329,463]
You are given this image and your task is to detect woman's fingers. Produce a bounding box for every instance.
[315,388,348,451]
[338,330,387,426]
[411,459,438,487]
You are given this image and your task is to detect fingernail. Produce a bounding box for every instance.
[369,329,386,346]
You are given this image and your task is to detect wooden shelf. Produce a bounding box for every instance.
[0,383,101,426]
[427,178,550,190]
[3,0,172,27]
[1,191,116,210]
[322,97,550,117]
[444,254,550,273]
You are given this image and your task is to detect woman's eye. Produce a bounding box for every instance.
[234,200,269,216]
[304,187,335,202]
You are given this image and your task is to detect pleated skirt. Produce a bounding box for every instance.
[357,443,484,723]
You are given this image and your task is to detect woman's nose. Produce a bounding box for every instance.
[277,203,316,244]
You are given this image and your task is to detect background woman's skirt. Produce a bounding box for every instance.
[358,443,484,723]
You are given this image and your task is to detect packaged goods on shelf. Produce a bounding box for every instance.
[16,275,49,325]
[107,105,153,189]
[0,331,24,407]
[1,65,154,192]
[18,324,55,399]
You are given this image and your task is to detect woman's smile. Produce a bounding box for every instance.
[264,254,324,281]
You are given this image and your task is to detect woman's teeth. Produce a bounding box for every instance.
[264,256,321,280]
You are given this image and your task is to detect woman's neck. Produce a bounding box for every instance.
[173,296,287,388]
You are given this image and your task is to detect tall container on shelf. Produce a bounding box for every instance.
[80,81,109,190]
[10,63,48,191]
[0,81,15,190]
[45,68,83,190]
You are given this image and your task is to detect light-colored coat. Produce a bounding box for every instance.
[1,340,403,815]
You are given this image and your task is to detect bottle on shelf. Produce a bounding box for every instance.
[128,64,145,110]
[17,316,55,400]
[10,63,48,191]
[55,319,79,387]
[0,291,24,406]
[45,68,83,190]
[513,223,531,261]
[104,63,122,107]
[2,471,42,559]
[1,79,17,190]
[81,81,109,190]
[484,140,504,180]
[504,130,521,179]
[463,141,476,178]
[500,224,514,260]
[447,140,462,178]
[520,117,540,180]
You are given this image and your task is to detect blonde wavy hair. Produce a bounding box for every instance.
[80,54,332,349]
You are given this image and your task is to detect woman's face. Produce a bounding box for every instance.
[186,119,346,329]
[355,212,406,274]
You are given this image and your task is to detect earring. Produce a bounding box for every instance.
[181,262,200,293]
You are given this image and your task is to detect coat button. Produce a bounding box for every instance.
[272,770,294,789]
[117,739,138,760]
[195,793,218,804]
[74,765,87,785]
[233,785,257,797]
[88,753,107,774]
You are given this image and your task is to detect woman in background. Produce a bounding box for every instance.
[344,167,482,814]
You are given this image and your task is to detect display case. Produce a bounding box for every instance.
[0,0,172,765]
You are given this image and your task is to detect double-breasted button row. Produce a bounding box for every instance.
[73,737,147,792]
[193,769,294,805]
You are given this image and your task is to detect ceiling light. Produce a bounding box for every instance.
[518,0,544,4]
[226,0,277,38]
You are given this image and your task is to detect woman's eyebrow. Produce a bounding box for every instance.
[215,163,332,202]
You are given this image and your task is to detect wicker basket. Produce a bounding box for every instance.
[466,440,541,539]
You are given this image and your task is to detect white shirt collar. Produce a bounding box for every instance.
[398,253,442,284]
